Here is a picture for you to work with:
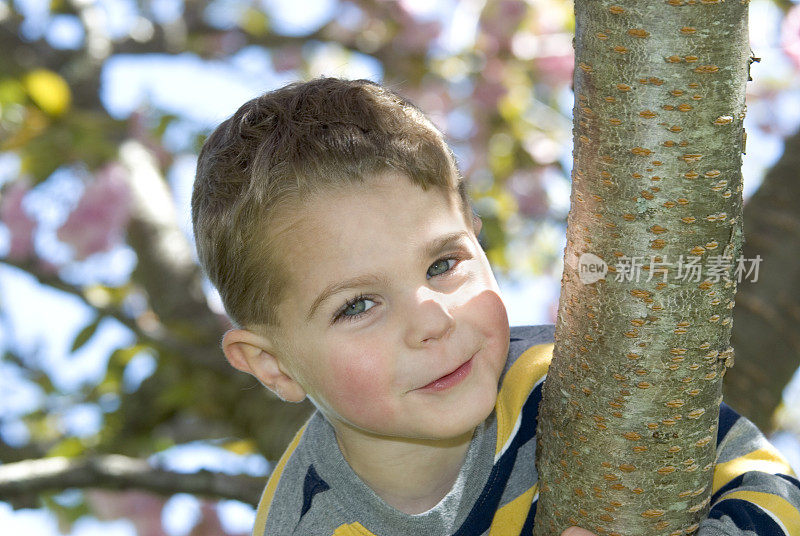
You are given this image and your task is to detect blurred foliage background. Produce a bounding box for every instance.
[1,0,800,534]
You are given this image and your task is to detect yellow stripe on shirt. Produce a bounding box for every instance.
[495,343,553,459]
[252,422,309,536]
[332,522,379,536]
[717,490,800,536]
[488,484,538,536]
[713,446,796,494]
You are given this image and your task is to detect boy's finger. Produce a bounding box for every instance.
[561,527,599,536]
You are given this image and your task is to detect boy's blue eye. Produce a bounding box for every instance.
[333,256,461,324]
[342,297,375,317]
[335,295,376,322]
[427,258,457,279]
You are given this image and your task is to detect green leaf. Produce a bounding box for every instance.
[109,344,149,366]
[240,8,269,36]
[157,381,196,410]
[70,316,102,353]
[47,436,85,458]
[2,349,25,368]
[0,78,26,105]
[42,491,90,534]
[193,133,208,153]
[154,113,178,138]
[32,370,57,393]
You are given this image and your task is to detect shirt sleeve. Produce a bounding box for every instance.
[698,403,800,536]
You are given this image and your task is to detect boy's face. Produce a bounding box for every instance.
[267,171,510,442]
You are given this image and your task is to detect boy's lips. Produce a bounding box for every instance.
[416,351,477,392]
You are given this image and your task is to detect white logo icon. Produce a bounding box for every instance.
[578,253,608,284]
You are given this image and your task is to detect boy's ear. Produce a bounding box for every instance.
[221,329,307,403]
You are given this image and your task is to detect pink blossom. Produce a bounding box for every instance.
[547,295,559,323]
[35,258,60,276]
[507,170,548,218]
[271,45,304,73]
[0,180,36,260]
[87,490,167,536]
[472,63,508,109]
[57,163,132,260]
[188,501,230,536]
[480,0,528,52]
[395,20,441,52]
[782,5,800,71]
[535,53,574,86]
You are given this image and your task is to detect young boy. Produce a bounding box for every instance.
[192,77,800,536]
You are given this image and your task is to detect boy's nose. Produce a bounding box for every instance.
[405,290,456,347]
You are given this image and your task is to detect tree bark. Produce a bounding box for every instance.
[533,1,749,534]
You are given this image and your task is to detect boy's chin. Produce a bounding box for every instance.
[418,398,497,441]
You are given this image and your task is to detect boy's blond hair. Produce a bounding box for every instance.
[192,77,473,329]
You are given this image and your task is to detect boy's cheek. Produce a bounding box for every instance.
[467,288,509,338]
[474,290,510,380]
[324,359,399,425]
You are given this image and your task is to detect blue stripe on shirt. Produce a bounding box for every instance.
[708,498,786,534]
[520,499,537,536]
[451,381,543,536]
[717,402,740,447]
[712,474,746,505]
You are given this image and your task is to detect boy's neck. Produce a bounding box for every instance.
[333,423,476,515]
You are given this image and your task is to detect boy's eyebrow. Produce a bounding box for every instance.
[306,230,472,320]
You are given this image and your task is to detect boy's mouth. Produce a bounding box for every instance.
[417,352,476,392]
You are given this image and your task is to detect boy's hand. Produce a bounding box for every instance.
[561,527,599,536]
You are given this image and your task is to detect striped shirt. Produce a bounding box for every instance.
[253,325,800,535]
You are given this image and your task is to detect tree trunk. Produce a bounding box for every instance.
[725,126,800,433]
[533,0,749,534]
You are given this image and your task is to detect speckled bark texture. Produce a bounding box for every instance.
[533,1,749,535]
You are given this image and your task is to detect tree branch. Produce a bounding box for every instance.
[0,455,266,506]
[726,125,800,431]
